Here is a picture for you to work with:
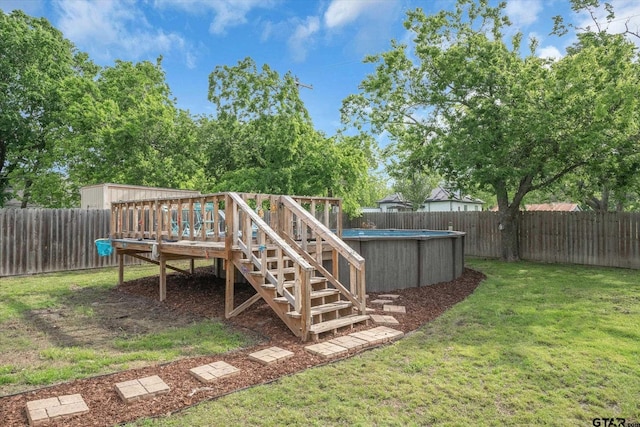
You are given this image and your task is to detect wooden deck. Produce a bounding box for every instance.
[110,192,368,341]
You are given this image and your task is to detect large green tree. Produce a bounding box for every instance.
[64,58,205,197]
[550,10,640,213]
[0,10,82,207]
[206,57,376,214]
[342,0,640,260]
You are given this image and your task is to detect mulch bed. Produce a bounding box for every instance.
[0,267,485,426]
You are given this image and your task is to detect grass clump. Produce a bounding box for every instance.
[115,322,247,355]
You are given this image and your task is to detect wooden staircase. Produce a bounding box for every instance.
[227,193,368,341]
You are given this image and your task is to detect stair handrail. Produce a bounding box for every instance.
[229,192,314,339]
[228,193,314,272]
[280,196,364,267]
[280,196,366,313]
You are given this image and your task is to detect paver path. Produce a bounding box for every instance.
[24,326,404,425]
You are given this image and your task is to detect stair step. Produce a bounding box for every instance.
[239,256,292,264]
[287,301,352,318]
[249,268,295,278]
[274,267,296,275]
[283,277,327,287]
[311,289,340,299]
[309,314,370,334]
[261,282,293,290]
[273,288,336,304]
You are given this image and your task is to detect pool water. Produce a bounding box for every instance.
[341,229,453,238]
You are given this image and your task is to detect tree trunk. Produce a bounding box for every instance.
[495,180,522,262]
[499,209,520,261]
[20,178,33,209]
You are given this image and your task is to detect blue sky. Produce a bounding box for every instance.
[2,0,640,137]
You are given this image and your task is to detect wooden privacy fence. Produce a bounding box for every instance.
[0,208,135,277]
[344,211,640,269]
[1,209,639,276]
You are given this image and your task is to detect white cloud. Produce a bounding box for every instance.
[265,0,402,62]
[505,0,543,28]
[185,50,197,69]
[288,16,321,62]
[324,0,370,29]
[538,45,563,59]
[324,0,403,58]
[54,0,187,64]
[155,0,278,35]
[574,0,640,40]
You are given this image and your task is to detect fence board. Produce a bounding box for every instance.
[0,209,141,277]
[344,211,640,269]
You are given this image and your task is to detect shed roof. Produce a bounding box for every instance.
[525,203,581,212]
[377,193,409,204]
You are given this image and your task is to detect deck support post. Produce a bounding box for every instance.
[225,261,235,318]
[118,251,124,286]
[190,259,195,274]
[159,255,167,301]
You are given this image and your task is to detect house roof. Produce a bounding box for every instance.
[525,203,581,212]
[424,187,484,204]
[377,193,410,205]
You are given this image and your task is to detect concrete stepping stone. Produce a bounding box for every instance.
[115,375,170,404]
[248,346,294,365]
[370,314,400,326]
[370,299,391,305]
[350,326,404,345]
[26,394,89,426]
[328,334,369,350]
[305,341,348,359]
[383,304,406,314]
[379,294,400,299]
[190,361,240,383]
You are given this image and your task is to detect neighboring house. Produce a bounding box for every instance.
[419,186,484,212]
[376,193,412,212]
[80,183,202,209]
[525,203,581,212]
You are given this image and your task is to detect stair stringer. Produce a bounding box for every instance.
[231,255,303,338]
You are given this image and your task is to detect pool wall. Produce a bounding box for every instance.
[338,229,465,293]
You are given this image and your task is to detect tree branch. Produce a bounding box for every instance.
[529,160,589,192]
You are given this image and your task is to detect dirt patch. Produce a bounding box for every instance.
[22,291,205,349]
[0,267,485,426]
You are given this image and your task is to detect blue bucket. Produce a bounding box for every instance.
[95,239,113,257]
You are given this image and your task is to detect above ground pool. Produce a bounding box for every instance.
[339,229,465,293]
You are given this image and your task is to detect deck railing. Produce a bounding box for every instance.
[110,194,227,242]
[110,192,342,244]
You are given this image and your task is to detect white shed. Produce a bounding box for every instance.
[80,183,202,209]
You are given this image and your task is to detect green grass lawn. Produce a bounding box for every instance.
[0,263,253,394]
[130,259,640,426]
